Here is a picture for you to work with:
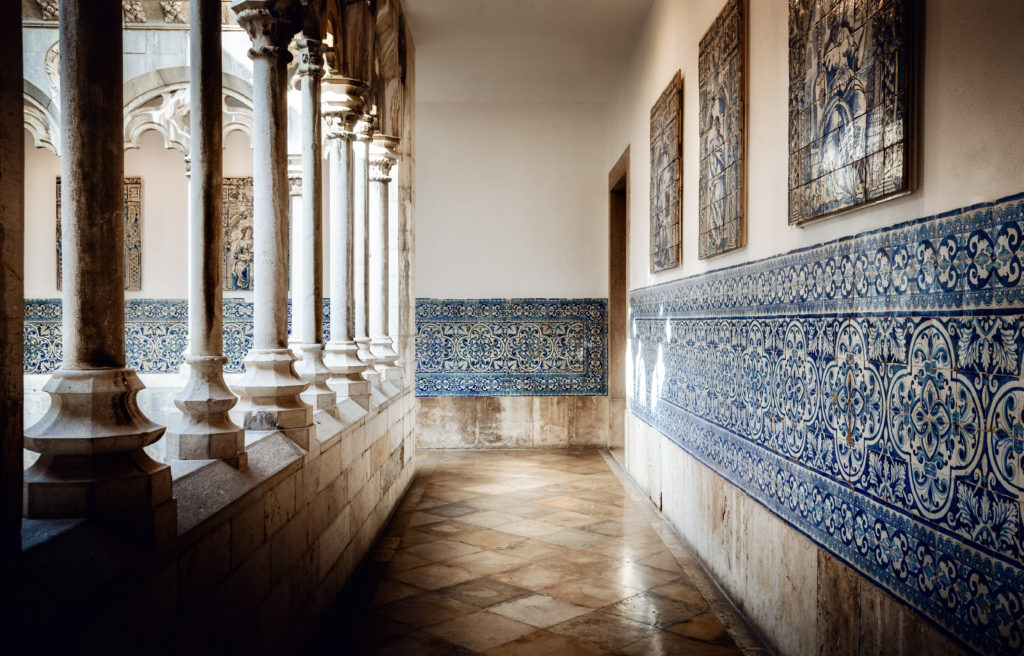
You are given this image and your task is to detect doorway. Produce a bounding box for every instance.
[608,147,629,465]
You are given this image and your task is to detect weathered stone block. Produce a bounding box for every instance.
[231,497,266,567]
[180,522,231,608]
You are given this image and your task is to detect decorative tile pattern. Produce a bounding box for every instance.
[415,299,607,397]
[24,298,331,374]
[788,0,915,225]
[223,177,254,291]
[651,71,683,272]
[630,192,1024,655]
[56,177,143,291]
[698,0,745,259]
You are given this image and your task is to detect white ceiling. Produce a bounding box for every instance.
[403,0,655,104]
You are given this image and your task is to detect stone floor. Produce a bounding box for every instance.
[310,449,768,655]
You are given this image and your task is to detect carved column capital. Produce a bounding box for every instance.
[354,114,376,142]
[232,1,298,62]
[321,76,368,140]
[34,0,58,20]
[370,134,399,183]
[296,37,324,80]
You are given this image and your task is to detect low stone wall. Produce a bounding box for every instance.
[417,395,608,448]
[19,388,417,654]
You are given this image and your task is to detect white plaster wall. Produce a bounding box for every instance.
[415,102,608,298]
[24,129,255,299]
[606,0,1024,291]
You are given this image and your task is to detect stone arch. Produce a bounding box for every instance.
[122,66,255,156]
[23,80,60,156]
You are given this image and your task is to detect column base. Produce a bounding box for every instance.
[23,368,176,544]
[324,341,371,408]
[357,337,381,387]
[166,355,247,468]
[370,337,404,387]
[295,343,338,415]
[230,348,313,433]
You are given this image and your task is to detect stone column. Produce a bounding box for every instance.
[353,115,380,388]
[291,38,336,414]
[166,0,246,468]
[231,1,313,447]
[23,0,174,543]
[322,77,371,412]
[0,0,24,570]
[369,134,402,386]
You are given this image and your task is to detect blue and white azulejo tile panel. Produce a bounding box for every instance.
[415,298,607,397]
[630,192,1024,655]
[25,299,331,375]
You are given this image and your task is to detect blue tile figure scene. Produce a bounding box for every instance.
[650,71,682,272]
[698,0,745,259]
[222,176,254,291]
[788,0,915,225]
[24,298,331,375]
[630,192,1024,654]
[56,176,143,291]
[415,298,608,396]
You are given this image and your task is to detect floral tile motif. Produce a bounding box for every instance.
[698,0,745,259]
[630,192,1024,655]
[415,298,607,397]
[56,176,143,291]
[651,71,683,272]
[223,177,254,291]
[24,298,331,374]
[788,0,916,224]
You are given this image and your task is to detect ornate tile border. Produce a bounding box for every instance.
[25,298,330,375]
[630,192,1024,655]
[415,298,608,397]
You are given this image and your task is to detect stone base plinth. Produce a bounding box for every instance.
[231,348,313,432]
[23,368,176,543]
[166,355,246,468]
[324,341,371,408]
[295,344,337,414]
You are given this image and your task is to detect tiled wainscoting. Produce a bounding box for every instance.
[20,390,418,653]
[415,298,609,448]
[24,298,332,374]
[628,193,1024,655]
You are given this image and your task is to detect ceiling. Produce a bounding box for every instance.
[403,0,655,104]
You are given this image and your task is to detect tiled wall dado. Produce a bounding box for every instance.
[414,298,607,396]
[630,192,1024,655]
[415,298,609,448]
[24,298,332,374]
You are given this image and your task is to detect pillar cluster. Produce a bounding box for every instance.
[19,0,409,544]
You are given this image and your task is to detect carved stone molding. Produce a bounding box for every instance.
[234,5,296,62]
[23,95,59,156]
[122,1,148,23]
[160,1,187,24]
[123,83,254,156]
[321,76,368,140]
[33,0,58,21]
[296,38,324,80]
[44,42,60,95]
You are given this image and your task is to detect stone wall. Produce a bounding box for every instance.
[20,389,417,654]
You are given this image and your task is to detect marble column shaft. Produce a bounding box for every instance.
[322,77,370,411]
[232,1,312,445]
[353,117,379,386]
[23,0,174,543]
[0,0,24,567]
[166,0,246,467]
[292,38,336,413]
[368,134,401,384]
